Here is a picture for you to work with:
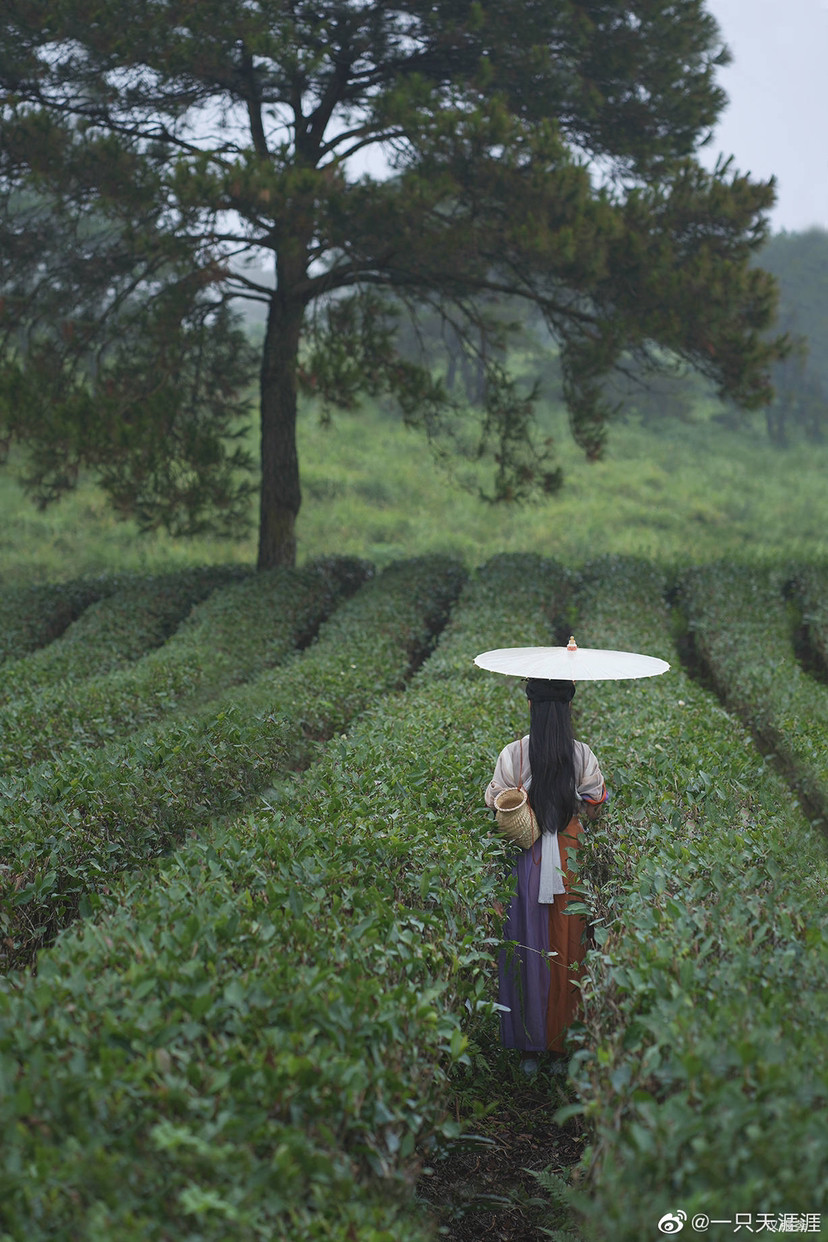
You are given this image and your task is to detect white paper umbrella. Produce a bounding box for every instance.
[474,636,670,681]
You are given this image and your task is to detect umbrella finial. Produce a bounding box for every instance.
[567,635,578,652]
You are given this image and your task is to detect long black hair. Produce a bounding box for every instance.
[526,679,577,835]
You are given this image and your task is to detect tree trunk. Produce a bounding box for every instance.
[257,292,304,569]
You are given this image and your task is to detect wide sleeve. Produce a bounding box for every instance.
[484,739,525,808]
[575,741,608,805]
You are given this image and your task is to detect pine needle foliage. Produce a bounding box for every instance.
[0,1,786,565]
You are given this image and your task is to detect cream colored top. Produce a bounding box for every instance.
[485,736,606,904]
[484,736,606,809]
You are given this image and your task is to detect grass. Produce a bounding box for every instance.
[1,396,828,583]
[297,402,828,567]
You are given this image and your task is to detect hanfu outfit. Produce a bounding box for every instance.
[485,737,607,1052]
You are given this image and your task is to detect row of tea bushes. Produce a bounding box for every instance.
[560,558,828,1241]
[0,565,248,705]
[794,565,828,679]
[0,575,122,666]
[0,557,368,773]
[0,557,464,974]
[679,563,828,821]
[0,555,561,1241]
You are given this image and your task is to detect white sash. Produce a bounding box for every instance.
[538,830,567,904]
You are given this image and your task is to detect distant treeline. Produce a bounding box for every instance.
[243,229,828,446]
[753,228,828,444]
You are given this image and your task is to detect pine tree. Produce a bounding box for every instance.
[0,1,784,566]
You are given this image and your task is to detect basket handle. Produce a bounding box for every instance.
[517,736,538,836]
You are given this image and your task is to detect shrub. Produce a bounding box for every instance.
[678,562,828,820]
[0,577,122,666]
[0,555,565,1240]
[0,557,461,972]
[0,565,249,704]
[556,557,828,1240]
[793,565,828,680]
[0,557,368,772]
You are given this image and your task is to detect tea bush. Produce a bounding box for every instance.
[0,576,122,666]
[4,554,826,1240]
[0,565,248,704]
[0,557,369,772]
[679,563,828,820]
[794,565,828,679]
[0,557,462,973]
[559,558,828,1240]
[0,555,565,1241]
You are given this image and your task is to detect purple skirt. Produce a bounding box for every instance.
[499,822,586,1052]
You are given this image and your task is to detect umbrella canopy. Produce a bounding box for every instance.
[473,636,670,681]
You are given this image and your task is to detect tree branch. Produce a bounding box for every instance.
[10,85,239,171]
[225,269,274,297]
[224,285,272,305]
[319,126,406,165]
[240,45,269,158]
[303,27,356,161]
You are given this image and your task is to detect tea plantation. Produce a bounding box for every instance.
[1,557,827,1241]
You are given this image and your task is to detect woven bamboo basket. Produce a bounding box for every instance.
[493,787,539,850]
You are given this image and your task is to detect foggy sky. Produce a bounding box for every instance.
[704,0,828,234]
